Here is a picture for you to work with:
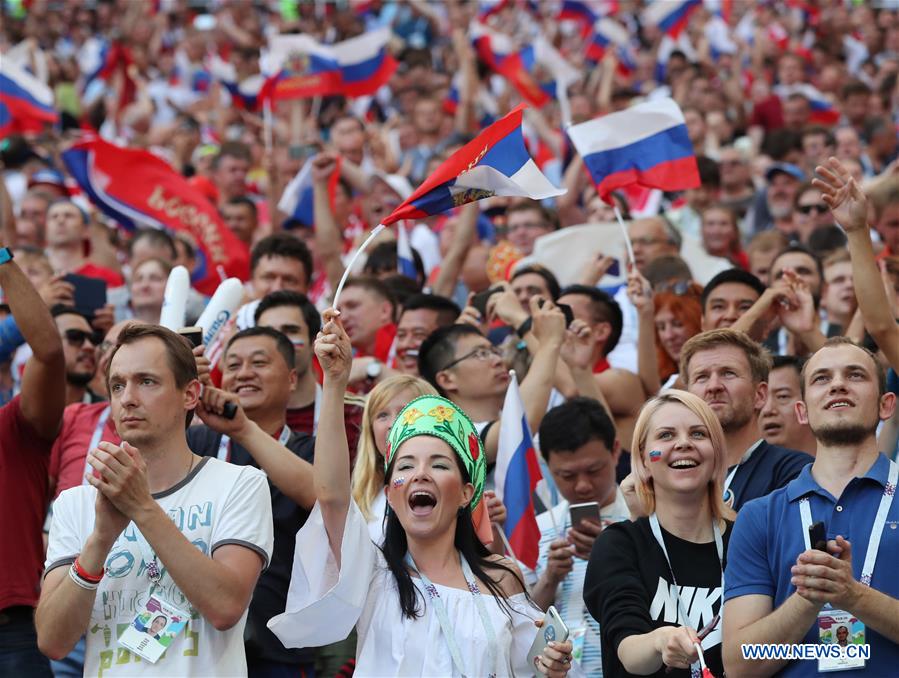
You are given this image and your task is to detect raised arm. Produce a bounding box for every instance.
[431,203,478,298]
[813,157,899,371]
[311,309,354,562]
[311,154,348,294]
[0,255,65,437]
[627,268,662,395]
[1,175,15,246]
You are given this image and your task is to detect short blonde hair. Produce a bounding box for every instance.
[630,390,735,522]
[680,328,772,386]
[351,375,437,521]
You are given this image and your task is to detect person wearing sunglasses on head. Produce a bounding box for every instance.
[51,306,103,406]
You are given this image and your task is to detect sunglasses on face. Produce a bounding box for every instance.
[64,329,101,347]
[797,204,829,215]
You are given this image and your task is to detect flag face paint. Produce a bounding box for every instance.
[649,450,663,462]
[392,477,406,488]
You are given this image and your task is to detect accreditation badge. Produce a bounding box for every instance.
[817,608,865,672]
[118,592,190,664]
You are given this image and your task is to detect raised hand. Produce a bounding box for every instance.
[812,157,869,233]
[196,384,249,437]
[530,296,566,348]
[311,152,338,186]
[626,268,653,315]
[560,319,595,371]
[315,308,352,385]
[776,270,816,335]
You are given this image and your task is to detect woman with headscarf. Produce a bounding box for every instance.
[269,309,574,677]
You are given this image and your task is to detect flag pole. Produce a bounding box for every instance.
[613,204,635,268]
[333,223,386,308]
[493,523,519,563]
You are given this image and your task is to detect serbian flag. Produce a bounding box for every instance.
[277,154,342,228]
[396,223,417,279]
[261,28,396,100]
[0,60,58,135]
[382,104,565,226]
[586,18,630,64]
[641,0,701,39]
[61,136,249,295]
[494,372,543,569]
[567,97,700,200]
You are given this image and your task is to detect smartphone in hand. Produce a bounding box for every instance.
[527,606,570,671]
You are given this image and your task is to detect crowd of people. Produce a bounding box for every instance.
[3,0,899,677]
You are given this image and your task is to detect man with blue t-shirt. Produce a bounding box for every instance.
[723,338,899,676]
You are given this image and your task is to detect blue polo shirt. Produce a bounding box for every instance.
[725,453,899,676]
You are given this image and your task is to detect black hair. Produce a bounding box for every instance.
[129,227,177,261]
[701,268,766,309]
[255,290,322,342]
[225,326,296,370]
[770,244,823,286]
[695,155,721,189]
[380,452,527,621]
[50,304,89,321]
[511,264,561,301]
[558,284,623,355]
[382,274,423,307]
[225,196,258,218]
[250,233,313,285]
[807,225,847,259]
[362,241,426,289]
[401,294,461,327]
[538,397,616,461]
[772,354,805,375]
[418,324,484,395]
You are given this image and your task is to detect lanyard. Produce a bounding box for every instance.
[799,460,898,586]
[312,382,322,435]
[649,513,723,678]
[217,424,291,462]
[82,406,112,485]
[722,439,763,501]
[404,552,497,678]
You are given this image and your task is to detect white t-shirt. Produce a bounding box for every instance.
[45,457,274,677]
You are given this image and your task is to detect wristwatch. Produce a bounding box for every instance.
[0,247,13,266]
[366,360,383,382]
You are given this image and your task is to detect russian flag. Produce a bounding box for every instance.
[586,18,630,64]
[566,97,700,201]
[478,0,514,22]
[776,84,840,126]
[382,104,565,226]
[261,29,396,101]
[494,372,543,570]
[396,224,417,279]
[641,0,701,39]
[558,1,598,37]
[277,154,342,228]
[0,60,58,135]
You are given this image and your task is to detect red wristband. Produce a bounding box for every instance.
[73,556,104,583]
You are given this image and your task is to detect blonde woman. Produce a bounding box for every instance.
[584,390,735,678]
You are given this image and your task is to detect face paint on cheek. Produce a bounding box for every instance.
[649,450,662,463]
[392,477,406,489]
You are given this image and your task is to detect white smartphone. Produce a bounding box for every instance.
[569,501,600,528]
[527,605,570,671]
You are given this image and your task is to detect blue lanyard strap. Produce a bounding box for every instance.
[404,551,498,677]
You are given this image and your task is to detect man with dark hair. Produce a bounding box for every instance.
[255,291,364,449]
[38,325,274,675]
[760,355,817,456]
[250,233,313,299]
[45,200,123,286]
[394,293,460,376]
[51,306,102,406]
[506,200,559,256]
[222,197,258,247]
[724,338,899,677]
[362,240,426,291]
[336,277,397,379]
[0,252,65,676]
[681,328,812,510]
[531,397,629,676]
[511,265,561,309]
[418,299,565,462]
[558,284,644,447]
[188,326,318,676]
[701,268,767,331]
[213,141,252,205]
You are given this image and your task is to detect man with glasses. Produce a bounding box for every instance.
[505,200,559,257]
[792,184,836,245]
[51,306,103,406]
[254,290,364,452]
[418,299,566,463]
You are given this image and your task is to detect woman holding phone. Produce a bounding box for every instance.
[269,309,574,677]
[584,390,734,678]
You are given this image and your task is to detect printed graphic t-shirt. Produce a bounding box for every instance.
[45,457,274,677]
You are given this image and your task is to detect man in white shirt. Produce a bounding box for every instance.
[37,324,273,676]
[531,397,630,677]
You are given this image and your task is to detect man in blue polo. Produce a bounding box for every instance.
[722,338,899,676]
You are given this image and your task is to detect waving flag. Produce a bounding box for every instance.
[495,372,543,570]
[567,97,699,200]
[277,154,342,228]
[209,56,265,111]
[0,60,58,135]
[396,224,417,279]
[775,84,840,126]
[62,136,249,295]
[261,28,396,100]
[382,104,565,226]
[558,1,598,36]
[586,17,630,64]
[642,0,701,39]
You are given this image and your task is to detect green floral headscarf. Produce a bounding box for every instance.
[385,395,487,509]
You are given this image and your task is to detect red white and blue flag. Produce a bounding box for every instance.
[566,97,700,200]
[261,28,396,101]
[586,18,630,64]
[641,0,701,39]
[61,136,250,295]
[495,372,543,570]
[277,154,342,228]
[382,104,565,226]
[396,223,417,279]
[558,1,599,37]
[0,60,58,136]
[775,84,840,126]
[209,56,265,111]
